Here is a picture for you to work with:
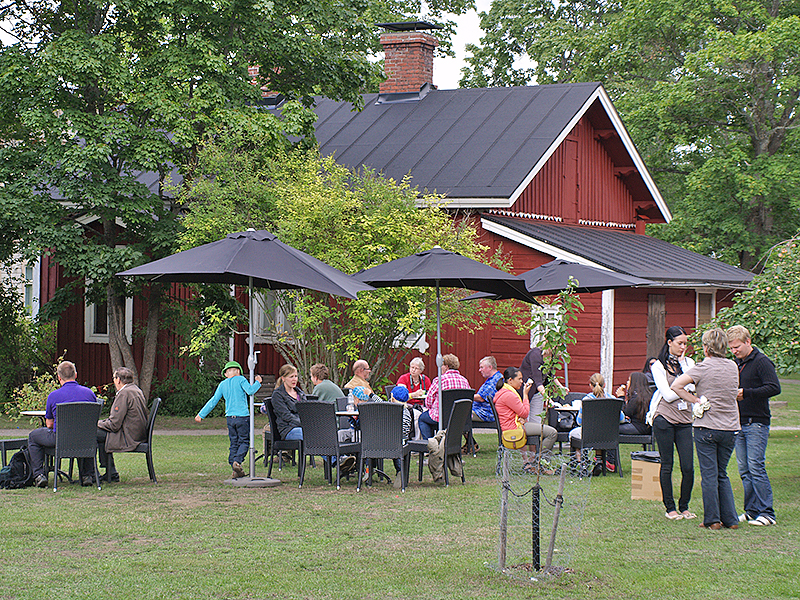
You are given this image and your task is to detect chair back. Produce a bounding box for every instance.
[54,402,102,458]
[487,398,503,447]
[581,398,623,450]
[440,388,475,429]
[384,385,395,400]
[139,397,161,451]
[335,396,350,428]
[444,399,472,456]
[265,398,285,442]
[357,402,405,460]
[562,391,585,406]
[296,401,340,456]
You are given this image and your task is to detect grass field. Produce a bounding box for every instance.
[1,391,798,600]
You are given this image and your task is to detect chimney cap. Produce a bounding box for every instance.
[376,21,443,32]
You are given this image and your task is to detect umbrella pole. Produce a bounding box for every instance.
[248,277,256,477]
[436,281,443,433]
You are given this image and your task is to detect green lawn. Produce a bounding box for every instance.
[1,425,798,599]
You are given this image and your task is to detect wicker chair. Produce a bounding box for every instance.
[43,401,102,491]
[296,401,360,489]
[356,402,411,492]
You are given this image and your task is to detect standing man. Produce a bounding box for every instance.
[727,326,781,526]
[310,363,344,403]
[418,354,470,439]
[28,361,98,488]
[97,367,150,482]
[472,356,502,423]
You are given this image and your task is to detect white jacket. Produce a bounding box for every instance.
[646,355,696,425]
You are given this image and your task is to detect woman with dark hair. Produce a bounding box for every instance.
[619,372,652,435]
[494,366,558,472]
[267,364,306,441]
[646,325,696,520]
[671,328,740,530]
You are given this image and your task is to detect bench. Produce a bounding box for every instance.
[619,433,655,451]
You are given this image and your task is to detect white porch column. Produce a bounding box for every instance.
[600,289,615,395]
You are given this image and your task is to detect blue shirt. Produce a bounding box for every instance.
[198,375,261,418]
[472,371,503,421]
[45,381,98,431]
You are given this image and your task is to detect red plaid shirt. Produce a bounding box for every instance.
[425,369,470,422]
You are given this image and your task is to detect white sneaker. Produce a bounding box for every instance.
[748,515,776,526]
[738,513,752,523]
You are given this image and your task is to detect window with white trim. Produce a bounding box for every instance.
[696,291,716,326]
[530,304,562,347]
[85,286,133,344]
[252,291,293,343]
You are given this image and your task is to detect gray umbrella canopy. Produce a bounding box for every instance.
[117,230,374,299]
[118,229,374,479]
[354,247,537,431]
[463,259,654,300]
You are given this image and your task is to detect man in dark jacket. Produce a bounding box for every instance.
[727,326,781,526]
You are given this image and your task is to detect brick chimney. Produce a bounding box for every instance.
[378,22,441,94]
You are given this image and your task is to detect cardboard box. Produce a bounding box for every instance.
[631,457,662,501]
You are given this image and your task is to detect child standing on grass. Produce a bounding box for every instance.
[195,361,262,479]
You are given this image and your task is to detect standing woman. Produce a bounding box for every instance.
[268,364,307,441]
[671,329,740,530]
[646,326,696,520]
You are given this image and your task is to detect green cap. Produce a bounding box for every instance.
[221,361,243,376]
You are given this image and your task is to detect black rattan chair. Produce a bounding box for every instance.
[44,401,102,491]
[441,388,476,455]
[356,402,411,492]
[296,401,360,489]
[579,398,624,477]
[129,397,161,483]
[265,398,303,478]
[442,399,471,486]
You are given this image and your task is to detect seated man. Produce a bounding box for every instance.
[418,354,470,440]
[473,356,502,423]
[344,359,375,396]
[96,367,150,482]
[28,361,98,488]
[310,363,344,402]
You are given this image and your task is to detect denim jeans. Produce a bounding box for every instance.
[227,416,250,465]
[652,416,694,513]
[284,427,303,441]
[735,421,775,519]
[418,410,438,440]
[694,427,738,527]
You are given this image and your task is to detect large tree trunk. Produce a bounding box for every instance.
[138,285,163,400]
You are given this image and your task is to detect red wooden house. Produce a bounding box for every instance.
[27,23,753,396]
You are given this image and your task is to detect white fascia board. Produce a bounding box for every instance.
[416,196,512,209]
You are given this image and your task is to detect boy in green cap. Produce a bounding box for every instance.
[196,361,262,478]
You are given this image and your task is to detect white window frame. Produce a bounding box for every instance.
[84,285,133,344]
[530,304,562,347]
[252,290,293,344]
[695,289,717,327]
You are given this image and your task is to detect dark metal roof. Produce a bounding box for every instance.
[483,215,754,288]
[314,83,602,199]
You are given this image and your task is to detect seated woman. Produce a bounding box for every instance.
[265,364,306,441]
[569,373,624,471]
[618,371,653,436]
[396,357,430,408]
[494,366,558,473]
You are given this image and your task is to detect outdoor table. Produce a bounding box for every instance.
[20,410,47,427]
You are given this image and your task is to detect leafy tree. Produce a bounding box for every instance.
[178,144,525,389]
[461,0,800,271]
[0,0,401,397]
[689,235,800,374]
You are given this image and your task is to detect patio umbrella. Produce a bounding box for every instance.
[353,247,538,431]
[462,259,654,387]
[463,259,654,300]
[117,229,374,482]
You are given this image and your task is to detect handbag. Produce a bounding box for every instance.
[501,417,527,450]
[557,411,576,431]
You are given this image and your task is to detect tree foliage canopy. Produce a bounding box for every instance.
[461,0,800,270]
[179,143,523,388]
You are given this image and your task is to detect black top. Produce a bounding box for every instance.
[734,347,780,425]
[271,384,305,438]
